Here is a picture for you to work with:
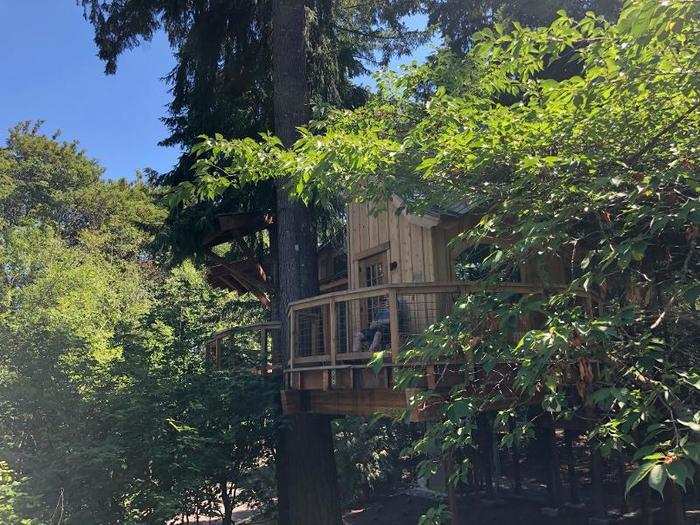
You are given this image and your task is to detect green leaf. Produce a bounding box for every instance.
[368,351,385,375]
[678,419,700,433]
[666,460,692,491]
[648,464,668,497]
[625,462,655,497]
[632,444,658,461]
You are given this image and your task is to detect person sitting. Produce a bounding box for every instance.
[352,297,391,353]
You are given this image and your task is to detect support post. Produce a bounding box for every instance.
[329,298,337,368]
[565,428,579,504]
[289,309,295,370]
[260,329,268,374]
[389,289,400,357]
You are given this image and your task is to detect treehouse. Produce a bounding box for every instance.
[280,197,569,420]
[204,197,570,420]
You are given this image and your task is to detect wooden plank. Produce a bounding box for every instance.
[337,351,374,361]
[294,354,331,364]
[319,277,348,292]
[353,241,391,261]
[377,207,389,245]
[280,390,302,414]
[389,289,400,356]
[286,281,558,309]
[360,203,369,253]
[399,214,413,283]
[368,206,378,248]
[361,368,389,389]
[388,200,402,284]
[410,223,425,282]
[423,227,435,282]
[426,365,437,389]
[348,203,357,289]
[298,389,409,417]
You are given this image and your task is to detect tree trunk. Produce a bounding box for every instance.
[220,480,233,525]
[271,1,342,524]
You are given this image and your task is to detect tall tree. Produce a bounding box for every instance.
[422,0,622,51]
[271,1,342,523]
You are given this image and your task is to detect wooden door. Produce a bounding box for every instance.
[358,251,387,327]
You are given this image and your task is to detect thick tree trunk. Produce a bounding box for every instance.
[271,1,342,524]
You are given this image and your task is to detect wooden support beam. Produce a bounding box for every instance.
[388,288,400,357]
[206,250,271,308]
[260,329,268,374]
[426,365,437,389]
[586,405,606,518]
[281,389,409,417]
[329,298,337,368]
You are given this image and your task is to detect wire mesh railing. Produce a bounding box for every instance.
[206,322,281,373]
[287,282,556,370]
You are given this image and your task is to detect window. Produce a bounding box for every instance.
[359,251,387,327]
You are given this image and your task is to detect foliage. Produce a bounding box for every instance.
[0,125,276,524]
[110,262,277,524]
[421,0,622,51]
[333,417,419,505]
[79,0,427,183]
[0,461,38,525]
[180,0,700,501]
[0,121,166,259]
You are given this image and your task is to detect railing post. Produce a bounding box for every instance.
[260,329,268,375]
[389,289,400,358]
[329,298,337,368]
[289,308,295,370]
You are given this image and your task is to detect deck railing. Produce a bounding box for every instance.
[287,281,555,372]
[206,321,281,372]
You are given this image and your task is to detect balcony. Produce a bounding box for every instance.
[284,282,555,400]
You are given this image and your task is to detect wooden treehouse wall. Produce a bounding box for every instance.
[347,200,439,289]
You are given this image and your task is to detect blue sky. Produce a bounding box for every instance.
[0,3,435,180]
[0,1,178,180]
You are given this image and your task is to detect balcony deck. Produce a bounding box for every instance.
[282,281,568,420]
